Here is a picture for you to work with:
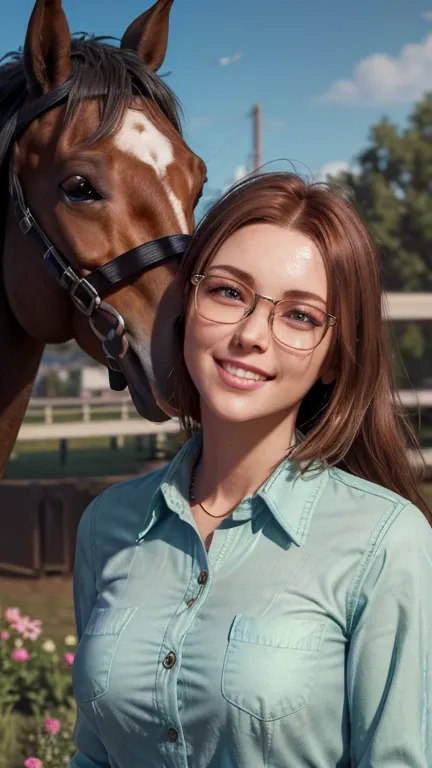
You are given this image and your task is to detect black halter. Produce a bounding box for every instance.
[10,81,191,390]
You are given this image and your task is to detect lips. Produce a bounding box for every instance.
[214,358,274,392]
[216,358,274,380]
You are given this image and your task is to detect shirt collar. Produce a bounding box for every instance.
[138,431,329,547]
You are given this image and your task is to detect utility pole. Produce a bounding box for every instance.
[251,104,262,171]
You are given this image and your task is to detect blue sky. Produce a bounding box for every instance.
[3,0,432,210]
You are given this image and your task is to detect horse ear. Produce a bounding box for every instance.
[24,0,71,97]
[120,0,175,72]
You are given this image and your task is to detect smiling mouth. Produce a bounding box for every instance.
[214,358,274,390]
[216,358,273,381]
[219,362,267,381]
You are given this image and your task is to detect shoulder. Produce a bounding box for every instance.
[324,465,430,539]
[323,469,432,624]
[75,461,171,555]
[317,466,431,584]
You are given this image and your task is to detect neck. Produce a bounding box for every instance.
[195,403,298,508]
[0,257,44,478]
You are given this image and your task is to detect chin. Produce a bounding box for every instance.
[202,392,271,425]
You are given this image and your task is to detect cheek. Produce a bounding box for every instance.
[279,342,330,385]
[183,309,230,364]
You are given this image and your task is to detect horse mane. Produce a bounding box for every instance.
[0,33,183,244]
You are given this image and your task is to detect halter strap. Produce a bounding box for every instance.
[14,80,73,139]
[86,235,191,298]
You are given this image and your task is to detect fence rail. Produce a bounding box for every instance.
[17,392,432,466]
[22,390,432,433]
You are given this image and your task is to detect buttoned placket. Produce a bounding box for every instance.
[138,484,258,767]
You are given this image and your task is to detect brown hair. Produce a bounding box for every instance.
[172,172,431,521]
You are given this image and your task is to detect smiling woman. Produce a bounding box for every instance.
[71,171,432,768]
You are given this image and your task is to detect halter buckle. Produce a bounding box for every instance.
[70,278,101,316]
[89,300,126,342]
[19,212,33,235]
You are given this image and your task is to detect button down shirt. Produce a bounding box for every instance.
[71,434,432,768]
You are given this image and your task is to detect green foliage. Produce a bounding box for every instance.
[0,607,76,767]
[332,93,432,391]
[338,96,432,290]
[20,709,77,768]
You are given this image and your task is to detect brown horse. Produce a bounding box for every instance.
[0,0,207,477]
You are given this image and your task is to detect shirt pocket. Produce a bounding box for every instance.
[73,606,137,704]
[221,615,325,721]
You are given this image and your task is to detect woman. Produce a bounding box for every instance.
[71,172,432,768]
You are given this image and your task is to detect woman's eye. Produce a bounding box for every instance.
[220,287,241,300]
[284,309,318,326]
[60,176,103,203]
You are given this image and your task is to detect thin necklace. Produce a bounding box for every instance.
[189,456,235,519]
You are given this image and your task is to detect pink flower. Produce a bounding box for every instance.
[44,717,61,735]
[11,616,42,642]
[64,652,74,666]
[5,607,21,623]
[24,758,43,768]
[12,648,29,662]
[1,631,9,640]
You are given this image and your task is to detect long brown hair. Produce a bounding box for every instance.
[171,172,431,521]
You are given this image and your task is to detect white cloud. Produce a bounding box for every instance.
[314,161,350,181]
[422,10,432,20]
[217,52,242,66]
[318,33,432,105]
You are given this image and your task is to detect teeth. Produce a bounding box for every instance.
[222,362,267,381]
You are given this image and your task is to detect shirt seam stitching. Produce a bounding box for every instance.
[90,492,103,592]
[328,467,405,504]
[346,500,409,632]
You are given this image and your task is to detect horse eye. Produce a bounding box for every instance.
[60,175,103,203]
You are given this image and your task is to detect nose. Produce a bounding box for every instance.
[231,300,272,352]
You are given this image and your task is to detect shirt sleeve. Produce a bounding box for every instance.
[347,502,432,767]
[70,495,111,768]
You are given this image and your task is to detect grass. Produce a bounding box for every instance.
[4,434,182,480]
[0,578,75,647]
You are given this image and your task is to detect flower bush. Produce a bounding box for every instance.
[21,710,77,768]
[0,606,77,767]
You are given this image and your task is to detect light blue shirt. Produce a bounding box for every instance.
[71,433,432,767]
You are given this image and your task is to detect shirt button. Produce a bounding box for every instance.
[186,598,196,608]
[198,569,208,585]
[167,727,178,742]
[163,651,176,669]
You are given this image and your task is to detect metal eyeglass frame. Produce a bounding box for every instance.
[191,273,337,351]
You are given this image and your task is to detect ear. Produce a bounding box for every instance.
[120,0,175,72]
[24,0,71,98]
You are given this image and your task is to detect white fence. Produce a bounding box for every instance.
[16,392,432,467]
[20,390,432,437]
[384,293,432,320]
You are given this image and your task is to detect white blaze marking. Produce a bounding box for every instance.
[114,110,188,234]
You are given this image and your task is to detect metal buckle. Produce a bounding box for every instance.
[104,354,123,372]
[89,300,126,342]
[70,278,101,317]
[19,212,33,235]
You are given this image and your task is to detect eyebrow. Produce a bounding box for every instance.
[207,264,327,306]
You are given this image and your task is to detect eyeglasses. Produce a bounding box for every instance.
[191,273,337,351]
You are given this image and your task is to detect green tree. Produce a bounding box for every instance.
[332,94,432,397]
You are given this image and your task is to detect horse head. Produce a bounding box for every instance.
[2,0,206,424]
